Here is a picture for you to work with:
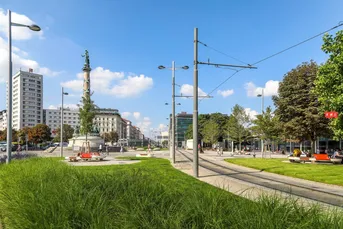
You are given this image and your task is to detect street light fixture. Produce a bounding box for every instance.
[257,88,264,157]
[60,87,69,157]
[158,61,189,164]
[6,10,41,164]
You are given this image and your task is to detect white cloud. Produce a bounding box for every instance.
[133,112,141,120]
[180,84,207,97]
[137,117,152,135]
[217,89,234,98]
[158,124,168,132]
[245,80,279,97]
[62,69,153,98]
[0,9,44,40]
[48,105,57,109]
[0,22,60,83]
[122,112,131,118]
[244,108,259,120]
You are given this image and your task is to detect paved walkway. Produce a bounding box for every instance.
[171,150,343,210]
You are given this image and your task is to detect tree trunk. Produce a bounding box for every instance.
[310,139,315,157]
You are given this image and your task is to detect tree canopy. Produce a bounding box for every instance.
[29,124,51,144]
[227,104,252,151]
[202,119,220,145]
[79,95,96,136]
[53,124,74,142]
[314,30,343,139]
[273,61,329,152]
[102,131,119,145]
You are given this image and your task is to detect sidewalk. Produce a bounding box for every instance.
[172,150,343,210]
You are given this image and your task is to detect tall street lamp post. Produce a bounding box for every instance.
[6,9,41,164]
[158,62,189,164]
[60,87,69,157]
[257,88,264,157]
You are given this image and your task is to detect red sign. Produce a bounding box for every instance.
[325,111,338,119]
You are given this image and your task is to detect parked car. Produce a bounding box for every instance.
[0,144,6,152]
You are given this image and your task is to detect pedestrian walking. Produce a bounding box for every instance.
[99,144,103,153]
[120,146,123,154]
[148,144,151,153]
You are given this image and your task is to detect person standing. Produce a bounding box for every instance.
[105,145,109,155]
[120,145,124,154]
[99,144,103,153]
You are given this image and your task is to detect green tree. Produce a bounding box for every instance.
[202,119,220,145]
[227,104,252,151]
[108,131,119,145]
[314,30,343,139]
[29,124,51,144]
[53,124,74,142]
[0,128,18,142]
[274,61,330,154]
[251,107,281,151]
[17,127,31,144]
[185,124,193,140]
[162,140,168,148]
[79,95,96,140]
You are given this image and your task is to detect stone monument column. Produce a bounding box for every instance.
[82,50,91,98]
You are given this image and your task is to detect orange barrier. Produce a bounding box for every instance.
[314,154,330,161]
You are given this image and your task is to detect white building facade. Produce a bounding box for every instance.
[0,110,7,131]
[43,108,80,137]
[7,70,43,130]
[93,108,122,136]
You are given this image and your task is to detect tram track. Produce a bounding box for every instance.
[177,149,343,208]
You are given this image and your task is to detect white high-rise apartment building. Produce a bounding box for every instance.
[0,110,7,131]
[7,70,43,130]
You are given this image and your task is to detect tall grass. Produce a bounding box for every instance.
[0,158,342,228]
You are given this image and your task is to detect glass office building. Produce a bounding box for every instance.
[175,112,193,147]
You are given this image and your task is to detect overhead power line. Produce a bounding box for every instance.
[198,40,250,65]
[199,21,343,102]
[252,21,343,65]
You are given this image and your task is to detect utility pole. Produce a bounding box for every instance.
[172,61,176,164]
[192,28,257,177]
[193,28,199,177]
[60,87,64,158]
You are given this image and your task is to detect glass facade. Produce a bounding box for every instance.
[175,113,193,147]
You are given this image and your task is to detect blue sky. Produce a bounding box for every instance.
[0,0,342,136]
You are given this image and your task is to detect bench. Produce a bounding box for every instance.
[288,156,310,163]
[309,154,342,164]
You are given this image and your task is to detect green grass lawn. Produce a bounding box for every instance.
[225,158,343,186]
[0,158,342,228]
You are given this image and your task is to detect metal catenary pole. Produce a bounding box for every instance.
[193,27,199,177]
[172,61,176,164]
[6,10,12,164]
[60,87,64,157]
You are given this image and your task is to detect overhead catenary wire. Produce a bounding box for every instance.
[199,22,343,102]
[198,40,250,65]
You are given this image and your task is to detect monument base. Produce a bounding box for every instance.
[69,135,104,150]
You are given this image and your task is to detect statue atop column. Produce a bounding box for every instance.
[82,50,91,71]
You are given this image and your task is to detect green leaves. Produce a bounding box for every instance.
[53,124,74,142]
[274,61,329,147]
[79,95,96,136]
[227,105,252,150]
[314,30,343,139]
